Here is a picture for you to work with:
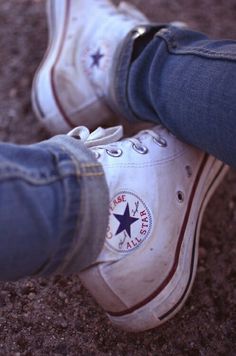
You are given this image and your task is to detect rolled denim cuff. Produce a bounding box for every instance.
[110,24,165,123]
[42,135,109,275]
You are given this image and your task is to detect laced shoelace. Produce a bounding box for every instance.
[68,125,123,147]
[68,126,168,159]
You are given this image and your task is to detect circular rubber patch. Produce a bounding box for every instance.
[106,191,152,253]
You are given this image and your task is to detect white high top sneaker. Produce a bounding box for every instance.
[68,125,229,332]
[32,0,149,134]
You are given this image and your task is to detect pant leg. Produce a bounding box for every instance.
[0,135,109,281]
[113,25,236,168]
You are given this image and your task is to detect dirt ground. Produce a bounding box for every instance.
[0,0,235,355]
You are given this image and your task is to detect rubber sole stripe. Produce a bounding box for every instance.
[159,160,225,320]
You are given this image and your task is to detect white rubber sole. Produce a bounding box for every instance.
[105,155,228,332]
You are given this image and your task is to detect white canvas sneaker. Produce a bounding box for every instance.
[32,0,149,134]
[68,125,229,332]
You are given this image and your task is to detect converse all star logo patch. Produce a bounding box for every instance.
[106,191,152,253]
[91,49,104,68]
[82,42,110,77]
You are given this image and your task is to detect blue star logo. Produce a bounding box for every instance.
[91,48,104,68]
[114,203,139,237]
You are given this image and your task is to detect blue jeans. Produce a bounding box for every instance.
[0,135,109,280]
[113,25,236,168]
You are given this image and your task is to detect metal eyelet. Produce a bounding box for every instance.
[106,148,123,157]
[153,136,167,148]
[131,26,147,39]
[132,143,148,154]
[185,165,193,178]
[177,191,185,203]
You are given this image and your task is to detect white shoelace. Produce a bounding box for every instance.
[68,125,123,147]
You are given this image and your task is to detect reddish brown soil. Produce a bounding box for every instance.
[0,0,235,355]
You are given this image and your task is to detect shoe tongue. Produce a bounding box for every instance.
[68,125,123,147]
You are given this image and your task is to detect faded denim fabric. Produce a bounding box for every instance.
[113,25,236,168]
[0,135,109,280]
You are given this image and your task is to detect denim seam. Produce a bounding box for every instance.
[111,26,165,124]
[158,33,236,61]
[0,171,80,185]
[0,172,104,184]
[40,138,107,274]
[38,175,105,276]
[56,162,109,274]
[111,31,144,123]
[81,172,104,177]
[0,166,101,185]
[48,140,105,177]
[0,157,84,184]
[48,141,105,179]
[39,174,82,276]
[81,163,102,168]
